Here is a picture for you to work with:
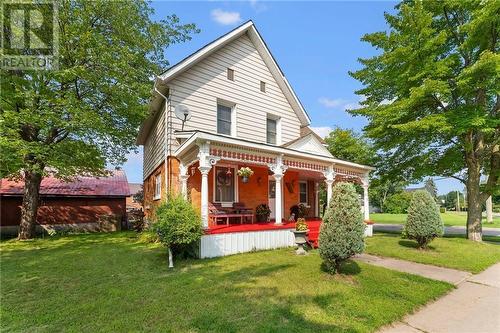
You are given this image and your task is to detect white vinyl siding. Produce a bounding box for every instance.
[143,110,165,179]
[167,34,301,150]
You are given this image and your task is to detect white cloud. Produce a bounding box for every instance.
[249,0,267,12]
[318,97,348,108]
[310,126,332,138]
[318,96,364,111]
[211,9,242,25]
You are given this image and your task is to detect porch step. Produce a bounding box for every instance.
[306,223,321,248]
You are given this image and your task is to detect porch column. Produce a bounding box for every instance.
[323,166,335,207]
[179,162,189,199]
[199,166,211,229]
[269,154,288,225]
[362,176,370,221]
[197,141,220,229]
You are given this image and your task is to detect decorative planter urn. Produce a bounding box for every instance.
[292,229,309,255]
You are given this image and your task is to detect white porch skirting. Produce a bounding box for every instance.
[200,229,296,258]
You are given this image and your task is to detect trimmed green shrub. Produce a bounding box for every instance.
[383,191,412,213]
[319,182,365,273]
[153,194,203,267]
[403,190,443,249]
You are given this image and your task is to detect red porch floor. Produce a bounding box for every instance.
[206,219,322,247]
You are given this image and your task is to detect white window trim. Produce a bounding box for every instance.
[266,114,281,145]
[153,174,161,200]
[299,181,308,204]
[212,163,239,204]
[216,99,237,138]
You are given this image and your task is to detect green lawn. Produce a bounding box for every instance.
[366,233,500,273]
[371,212,500,228]
[0,232,452,333]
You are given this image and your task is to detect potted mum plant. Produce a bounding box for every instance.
[237,167,254,183]
[256,203,271,222]
[292,218,309,255]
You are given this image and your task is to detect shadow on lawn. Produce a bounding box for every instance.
[398,239,436,250]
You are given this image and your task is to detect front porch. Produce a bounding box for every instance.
[173,131,374,258]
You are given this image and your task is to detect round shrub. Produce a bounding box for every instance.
[319,182,365,273]
[403,190,443,248]
[153,194,203,266]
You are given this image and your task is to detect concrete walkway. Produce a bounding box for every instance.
[374,223,500,237]
[355,254,471,285]
[358,254,500,333]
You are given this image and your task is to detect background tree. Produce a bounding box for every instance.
[319,182,365,273]
[438,191,466,211]
[350,1,499,241]
[0,0,198,239]
[424,178,438,202]
[324,127,407,211]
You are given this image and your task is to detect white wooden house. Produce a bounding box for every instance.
[137,21,374,258]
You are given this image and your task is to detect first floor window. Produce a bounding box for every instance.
[154,174,161,200]
[215,166,235,202]
[299,181,308,204]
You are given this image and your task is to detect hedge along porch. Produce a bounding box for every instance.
[168,131,374,258]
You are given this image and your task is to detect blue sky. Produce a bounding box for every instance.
[122,0,464,195]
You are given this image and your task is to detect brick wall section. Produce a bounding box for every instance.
[143,162,165,218]
[0,196,125,226]
[237,166,269,212]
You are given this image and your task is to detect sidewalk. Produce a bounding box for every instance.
[358,254,500,333]
[374,224,500,237]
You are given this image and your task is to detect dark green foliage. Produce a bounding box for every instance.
[319,182,365,273]
[383,192,413,214]
[349,0,499,239]
[403,191,444,248]
[153,194,203,252]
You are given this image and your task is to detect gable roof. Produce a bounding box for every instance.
[158,20,311,126]
[283,132,333,158]
[0,170,130,197]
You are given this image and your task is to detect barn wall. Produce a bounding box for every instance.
[0,196,125,227]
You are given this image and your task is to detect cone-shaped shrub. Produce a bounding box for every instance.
[319,182,365,273]
[403,190,443,249]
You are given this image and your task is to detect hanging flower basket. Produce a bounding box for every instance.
[237,167,254,183]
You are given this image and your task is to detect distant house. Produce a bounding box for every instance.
[0,170,129,236]
[127,183,143,210]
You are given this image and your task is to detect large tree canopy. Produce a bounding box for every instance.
[350,0,499,240]
[0,0,198,239]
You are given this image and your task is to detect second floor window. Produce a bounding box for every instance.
[217,104,232,135]
[266,118,277,144]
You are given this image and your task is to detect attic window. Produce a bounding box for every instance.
[227,68,234,81]
[260,81,266,92]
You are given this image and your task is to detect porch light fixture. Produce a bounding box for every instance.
[190,166,196,176]
[226,167,232,176]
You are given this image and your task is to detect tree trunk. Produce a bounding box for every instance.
[18,171,43,240]
[465,165,483,242]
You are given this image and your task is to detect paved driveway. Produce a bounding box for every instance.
[374,224,500,237]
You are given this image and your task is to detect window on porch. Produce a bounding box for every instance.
[214,166,235,202]
[299,181,308,204]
